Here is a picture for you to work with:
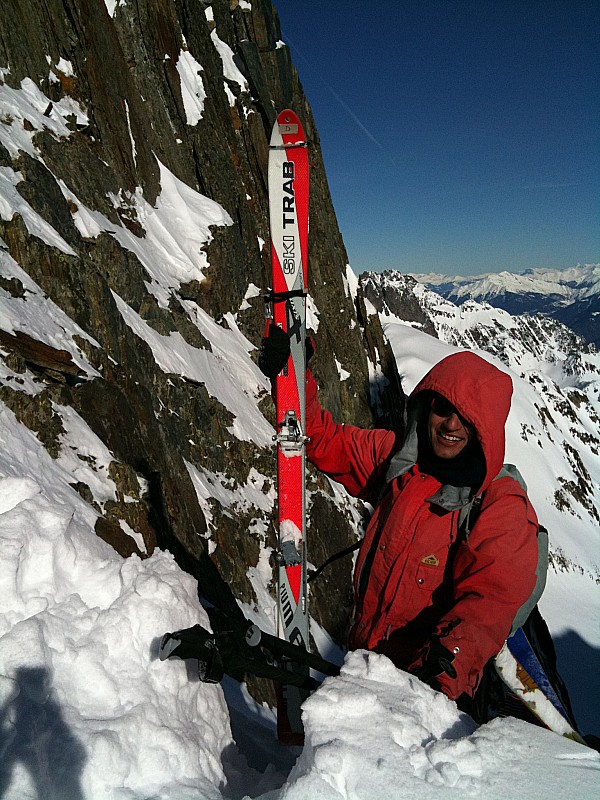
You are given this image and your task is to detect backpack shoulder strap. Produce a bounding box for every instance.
[458,464,526,539]
[512,523,548,635]
[457,494,482,538]
[499,463,527,491]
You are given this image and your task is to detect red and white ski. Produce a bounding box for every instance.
[267,109,310,744]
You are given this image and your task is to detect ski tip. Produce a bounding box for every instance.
[272,109,307,147]
[277,108,299,127]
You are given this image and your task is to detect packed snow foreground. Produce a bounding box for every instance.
[1,405,599,800]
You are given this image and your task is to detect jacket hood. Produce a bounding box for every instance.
[386,351,513,508]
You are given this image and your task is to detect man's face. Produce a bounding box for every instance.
[428,394,474,459]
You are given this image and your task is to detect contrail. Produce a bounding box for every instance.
[284,36,385,151]
[323,83,385,151]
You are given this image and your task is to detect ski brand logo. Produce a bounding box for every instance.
[288,625,306,649]
[282,235,295,275]
[282,161,296,228]
[281,161,297,275]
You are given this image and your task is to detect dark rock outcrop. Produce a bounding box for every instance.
[0,0,404,690]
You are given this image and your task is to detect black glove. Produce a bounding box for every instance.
[258,324,291,379]
[412,635,457,691]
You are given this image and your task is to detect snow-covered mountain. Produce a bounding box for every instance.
[1,268,599,798]
[413,264,600,346]
[0,2,599,798]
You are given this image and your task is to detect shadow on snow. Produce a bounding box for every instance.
[0,666,86,800]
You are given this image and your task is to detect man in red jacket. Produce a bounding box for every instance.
[260,334,539,706]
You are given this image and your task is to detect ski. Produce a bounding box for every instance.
[267,109,310,745]
[494,627,586,744]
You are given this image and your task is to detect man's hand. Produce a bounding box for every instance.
[258,324,290,378]
[258,324,315,379]
[411,635,457,692]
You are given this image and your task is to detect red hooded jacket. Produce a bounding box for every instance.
[305,351,539,700]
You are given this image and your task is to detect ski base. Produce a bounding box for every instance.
[494,628,586,745]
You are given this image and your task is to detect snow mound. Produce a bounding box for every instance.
[0,404,233,799]
[275,651,599,800]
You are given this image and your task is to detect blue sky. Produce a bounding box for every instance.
[276,1,599,276]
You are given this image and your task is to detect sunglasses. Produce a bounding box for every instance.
[431,394,462,420]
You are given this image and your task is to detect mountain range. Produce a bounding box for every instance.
[412,264,600,346]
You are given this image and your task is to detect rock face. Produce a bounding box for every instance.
[0,0,403,677]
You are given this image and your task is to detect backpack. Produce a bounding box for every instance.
[457,463,549,637]
[457,465,579,731]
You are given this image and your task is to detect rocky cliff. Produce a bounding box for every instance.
[0,0,403,680]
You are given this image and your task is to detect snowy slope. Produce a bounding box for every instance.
[4,206,600,796]
[1,258,599,797]
[275,652,599,800]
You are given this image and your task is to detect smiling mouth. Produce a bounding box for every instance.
[439,432,463,443]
